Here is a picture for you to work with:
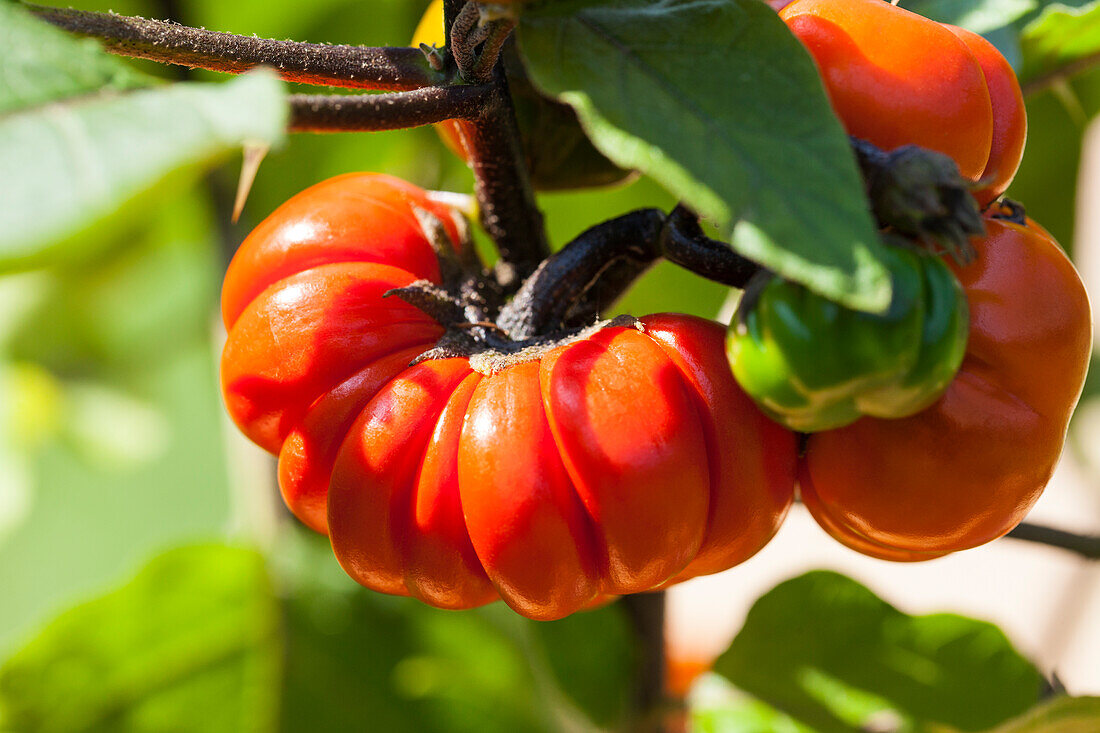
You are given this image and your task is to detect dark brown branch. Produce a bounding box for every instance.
[621,592,669,733]
[464,76,550,289]
[661,205,761,287]
[25,3,445,91]
[288,85,491,133]
[497,207,757,339]
[1007,522,1100,560]
[497,209,664,338]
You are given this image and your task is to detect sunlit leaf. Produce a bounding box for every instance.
[712,571,1043,732]
[1020,2,1100,87]
[0,0,150,115]
[0,71,286,271]
[0,544,281,733]
[274,529,555,733]
[519,0,891,312]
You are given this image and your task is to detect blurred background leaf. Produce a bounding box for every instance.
[900,0,1038,34]
[0,70,286,271]
[0,544,281,733]
[986,696,1100,732]
[1019,2,1100,86]
[0,0,151,114]
[710,571,1044,733]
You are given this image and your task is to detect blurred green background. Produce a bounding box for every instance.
[2,1,1100,731]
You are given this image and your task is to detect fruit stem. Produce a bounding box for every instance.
[451,35,551,289]
[497,207,759,339]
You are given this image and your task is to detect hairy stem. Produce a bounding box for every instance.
[1007,522,1100,560]
[26,3,445,91]
[498,207,758,339]
[621,592,669,733]
[498,209,664,338]
[470,19,518,83]
[463,75,551,290]
[288,85,491,133]
[444,0,468,50]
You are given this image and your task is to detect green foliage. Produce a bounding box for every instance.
[986,696,1100,732]
[0,534,637,733]
[0,180,231,654]
[519,0,891,313]
[0,0,151,114]
[1,1,1098,731]
[899,0,1038,34]
[0,71,285,272]
[0,544,281,733]
[527,602,633,726]
[711,571,1044,732]
[1020,2,1100,85]
[691,686,815,733]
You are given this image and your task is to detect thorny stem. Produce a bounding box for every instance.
[25,3,444,91]
[288,85,492,133]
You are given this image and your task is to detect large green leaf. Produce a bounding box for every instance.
[0,0,150,114]
[0,71,286,271]
[518,0,890,312]
[273,529,558,733]
[987,696,1100,732]
[0,544,281,733]
[712,571,1044,733]
[1019,1,1100,86]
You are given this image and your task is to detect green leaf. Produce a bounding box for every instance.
[274,529,555,733]
[692,689,816,733]
[0,70,286,272]
[527,602,633,727]
[712,571,1044,733]
[0,544,281,733]
[1019,2,1100,86]
[0,0,151,115]
[900,0,1038,34]
[987,696,1100,732]
[518,0,891,312]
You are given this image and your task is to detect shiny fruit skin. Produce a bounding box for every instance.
[221,173,797,619]
[728,247,968,433]
[799,213,1092,560]
[781,0,1025,203]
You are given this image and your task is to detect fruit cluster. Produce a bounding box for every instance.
[220,0,1091,619]
[725,0,1090,561]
